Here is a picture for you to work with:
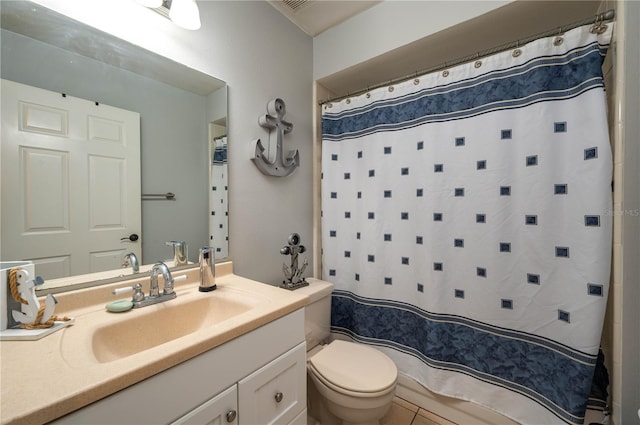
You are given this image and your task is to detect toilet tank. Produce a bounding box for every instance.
[294,278,334,350]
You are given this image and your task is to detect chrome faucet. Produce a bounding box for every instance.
[113,262,177,308]
[122,252,140,274]
[150,262,175,297]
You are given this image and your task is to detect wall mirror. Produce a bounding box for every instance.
[0,1,228,293]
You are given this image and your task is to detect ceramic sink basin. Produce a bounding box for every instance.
[91,294,255,363]
[60,284,263,365]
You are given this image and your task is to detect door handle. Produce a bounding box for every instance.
[121,233,139,242]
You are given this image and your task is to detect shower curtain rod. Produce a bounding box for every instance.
[318,9,615,106]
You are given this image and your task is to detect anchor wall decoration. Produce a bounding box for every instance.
[250,98,300,177]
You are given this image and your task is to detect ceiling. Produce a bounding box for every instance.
[267,0,381,37]
[296,0,604,100]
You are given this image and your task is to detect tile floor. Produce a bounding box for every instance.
[381,396,457,425]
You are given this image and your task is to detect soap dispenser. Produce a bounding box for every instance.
[199,247,216,292]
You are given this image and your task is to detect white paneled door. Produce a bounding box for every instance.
[1,79,141,279]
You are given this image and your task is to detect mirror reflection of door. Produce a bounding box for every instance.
[1,79,141,279]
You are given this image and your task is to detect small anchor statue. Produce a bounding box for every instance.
[250,98,300,177]
[11,269,57,327]
[280,233,309,290]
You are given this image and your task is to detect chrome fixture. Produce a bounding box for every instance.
[113,262,180,308]
[166,241,188,266]
[122,252,140,274]
[280,233,309,290]
[199,247,217,292]
[150,262,174,297]
[142,192,176,201]
[137,0,201,30]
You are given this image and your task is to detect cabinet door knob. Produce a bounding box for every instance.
[226,410,237,423]
[274,392,283,403]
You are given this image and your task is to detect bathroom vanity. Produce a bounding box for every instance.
[0,263,309,424]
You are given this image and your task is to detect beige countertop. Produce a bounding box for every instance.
[0,262,309,425]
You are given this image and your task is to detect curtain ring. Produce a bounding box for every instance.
[553,36,564,46]
[590,14,607,34]
[512,48,522,58]
[442,62,450,77]
[474,60,482,68]
[592,23,607,34]
[387,81,394,93]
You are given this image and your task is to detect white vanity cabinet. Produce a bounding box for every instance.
[171,385,238,425]
[171,342,307,425]
[238,341,306,424]
[52,310,306,425]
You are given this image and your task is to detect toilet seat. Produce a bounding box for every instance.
[308,340,397,397]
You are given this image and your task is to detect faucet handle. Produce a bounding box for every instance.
[163,274,187,295]
[113,283,144,302]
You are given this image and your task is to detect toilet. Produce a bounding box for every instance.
[296,279,398,425]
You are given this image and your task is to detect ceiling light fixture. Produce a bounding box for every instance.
[169,0,201,30]
[136,0,163,8]
[137,0,201,30]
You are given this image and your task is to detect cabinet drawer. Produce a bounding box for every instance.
[172,384,238,425]
[238,342,306,425]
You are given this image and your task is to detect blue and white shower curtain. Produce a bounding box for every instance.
[321,24,613,425]
[210,136,228,259]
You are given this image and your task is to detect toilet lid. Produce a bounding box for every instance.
[309,340,397,393]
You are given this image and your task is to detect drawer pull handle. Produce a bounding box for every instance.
[274,392,284,403]
[226,410,237,422]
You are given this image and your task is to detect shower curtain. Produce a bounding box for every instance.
[210,136,228,259]
[321,24,613,425]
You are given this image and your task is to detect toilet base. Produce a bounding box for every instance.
[307,374,342,425]
[307,370,394,425]
[323,396,390,425]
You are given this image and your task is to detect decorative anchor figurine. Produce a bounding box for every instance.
[9,268,70,329]
[250,98,300,177]
[280,233,309,290]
